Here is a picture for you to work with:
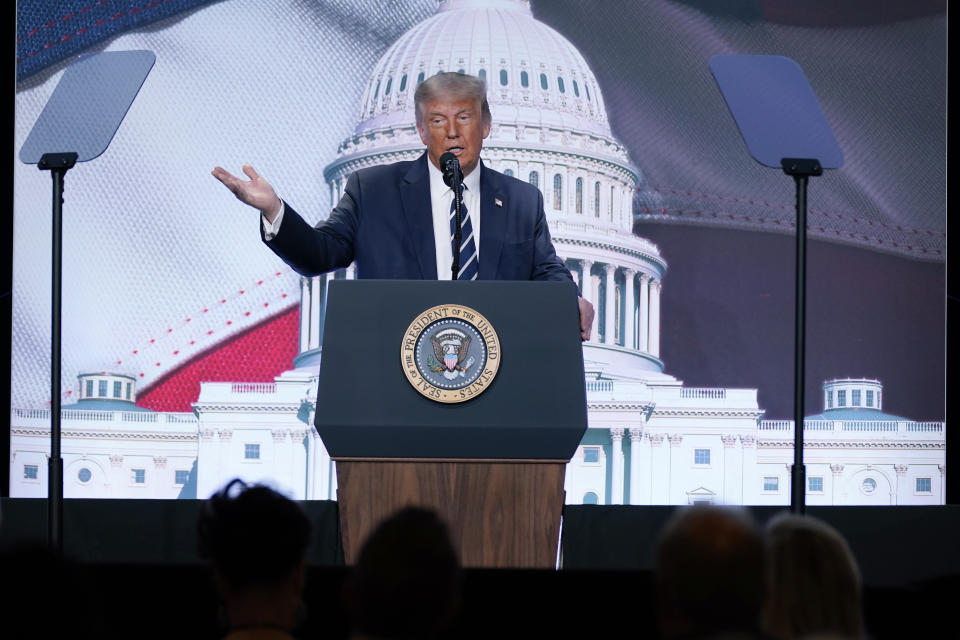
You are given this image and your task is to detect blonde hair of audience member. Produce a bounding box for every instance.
[763,513,864,640]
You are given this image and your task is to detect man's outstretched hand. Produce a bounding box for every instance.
[212,164,283,222]
[578,296,595,341]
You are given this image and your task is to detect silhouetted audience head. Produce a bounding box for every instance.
[344,506,461,640]
[654,505,767,639]
[197,478,312,637]
[763,513,864,640]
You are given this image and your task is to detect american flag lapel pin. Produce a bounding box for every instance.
[494,197,503,207]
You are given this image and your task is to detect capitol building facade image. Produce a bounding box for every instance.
[10,0,945,504]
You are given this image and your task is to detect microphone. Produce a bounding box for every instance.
[439,152,464,279]
[439,152,462,187]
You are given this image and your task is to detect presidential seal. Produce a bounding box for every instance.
[401,304,501,403]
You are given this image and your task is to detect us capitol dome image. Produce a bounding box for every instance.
[10,0,945,505]
[301,0,667,382]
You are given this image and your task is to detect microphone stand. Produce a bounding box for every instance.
[444,158,464,280]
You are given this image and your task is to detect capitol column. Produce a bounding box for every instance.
[740,435,757,503]
[628,427,644,504]
[893,464,909,505]
[290,429,308,500]
[579,259,592,298]
[722,435,743,504]
[305,429,317,499]
[581,259,600,341]
[308,276,322,350]
[623,269,636,349]
[648,433,668,503]
[649,278,662,358]
[299,277,310,353]
[830,464,844,506]
[668,434,683,504]
[569,263,579,289]
[638,274,650,352]
[604,264,616,344]
[610,428,625,504]
[581,259,596,341]
[272,429,290,490]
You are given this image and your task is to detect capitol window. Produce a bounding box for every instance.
[503,169,514,177]
[78,468,92,484]
[558,77,565,93]
[399,74,407,92]
[477,69,485,81]
[837,390,846,407]
[114,381,123,398]
[528,171,539,189]
[610,185,615,219]
[99,380,108,397]
[851,389,861,406]
[126,383,132,400]
[808,476,824,493]
[24,464,39,480]
[132,469,146,484]
[499,69,508,86]
[583,447,600,464]
[583,492,599,505]
[86,380,94,397]
[594,182,600,217]
[175,470,190,485]
[539,73,548,90]
[520,70,529,87]
[245,444,261,460]
[573,79,580,97]
[861,478,877,494]
[373,80,380,100]
[553,174,562,210]
[385,77,392,95]
[694,449,711,465]
[916,477,932,493]
[585,83,591,101]
[763,477,779,492]
[576,178,583,213]
[866,390,874,407]
[417,71,425,85]
[827,392,833,409]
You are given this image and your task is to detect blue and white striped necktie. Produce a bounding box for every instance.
[450,184,478,280]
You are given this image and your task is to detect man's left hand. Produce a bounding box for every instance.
[578,297,595,341]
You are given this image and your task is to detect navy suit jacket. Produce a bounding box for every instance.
[263,153,572,282]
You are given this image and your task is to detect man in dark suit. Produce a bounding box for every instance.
[213,72,594,338]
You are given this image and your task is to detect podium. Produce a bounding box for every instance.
[314,280,587,568]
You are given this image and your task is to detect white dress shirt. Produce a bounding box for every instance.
[261,159,482,280]
[428,158,481,281]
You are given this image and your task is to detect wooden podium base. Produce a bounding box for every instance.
[335,459,566,568]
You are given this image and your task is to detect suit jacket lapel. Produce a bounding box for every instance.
[399,153,437,280]
[478,162,506,280]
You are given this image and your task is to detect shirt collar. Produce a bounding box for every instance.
[427,156,482,197]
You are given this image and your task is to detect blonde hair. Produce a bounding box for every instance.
[763,514,864,640]
[414,72,491,126]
